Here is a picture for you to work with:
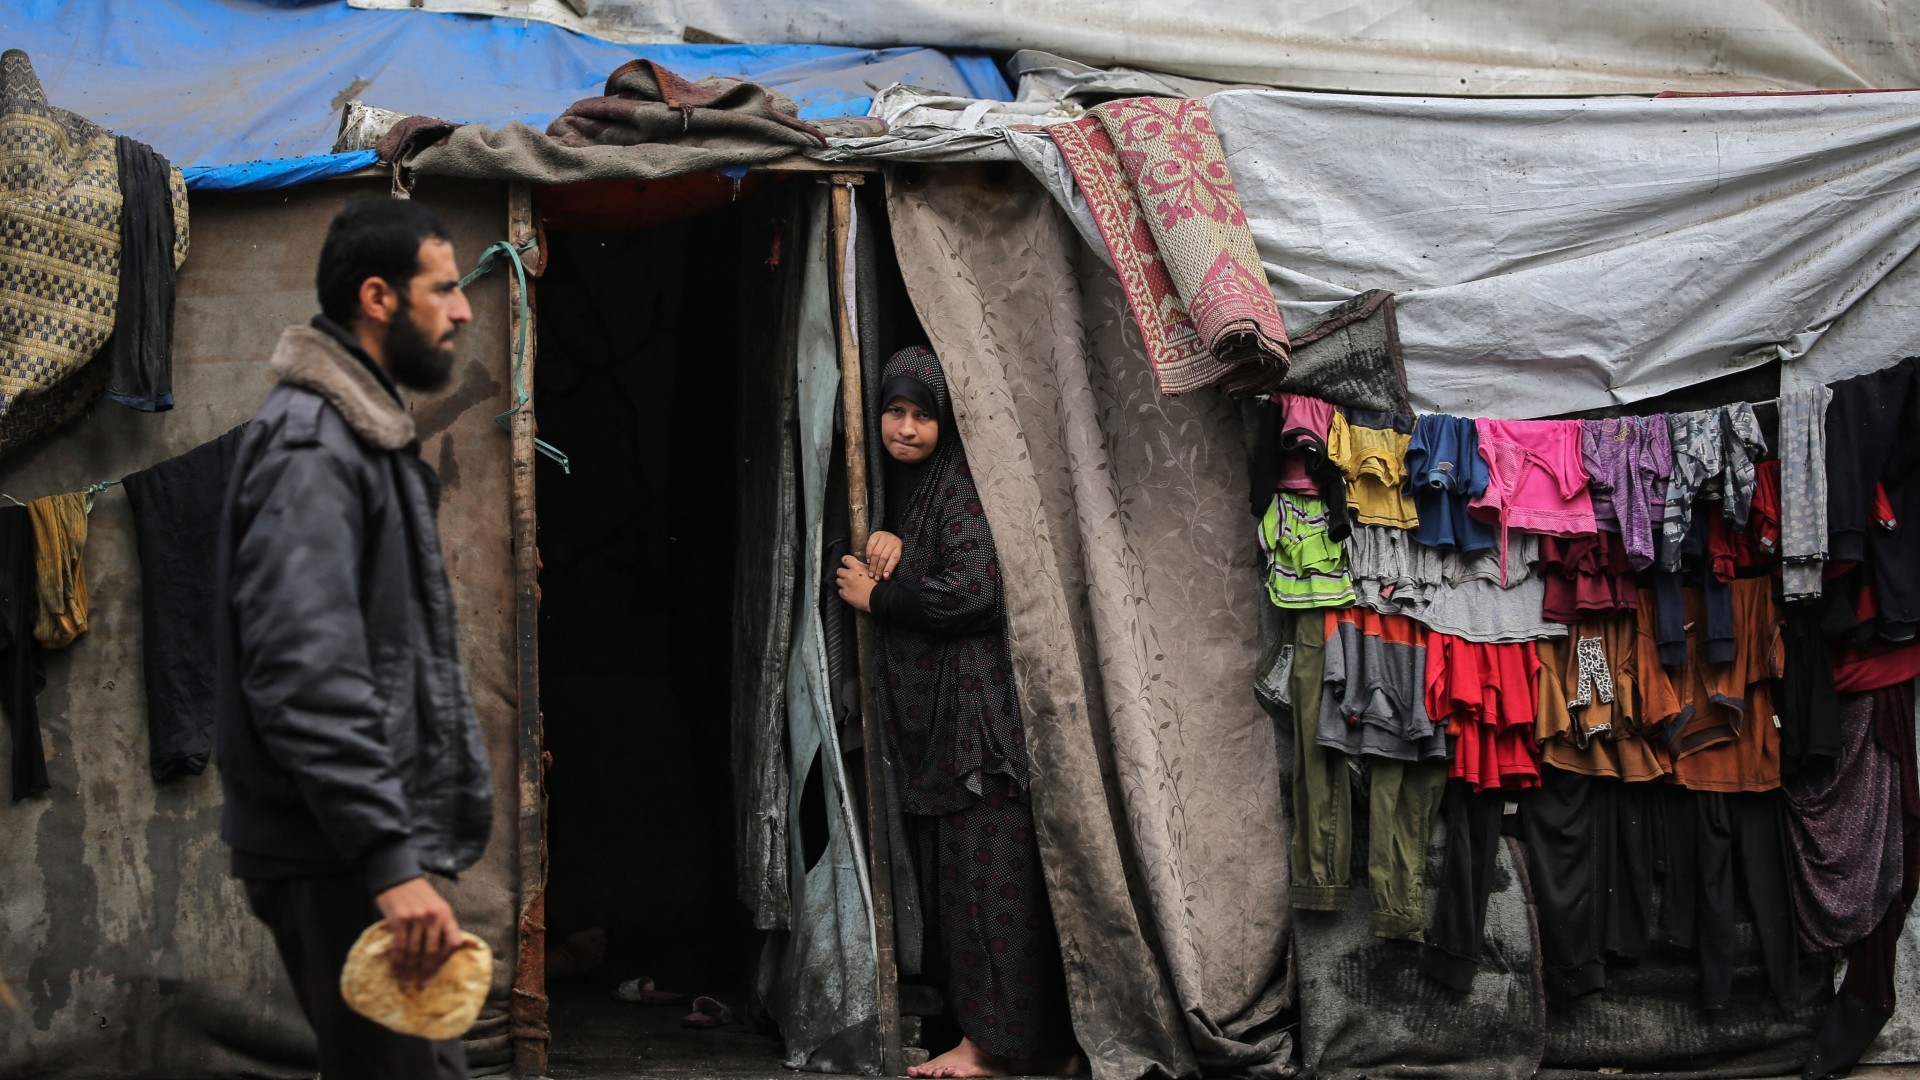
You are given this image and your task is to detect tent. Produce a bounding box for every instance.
[6,2,1920,1078]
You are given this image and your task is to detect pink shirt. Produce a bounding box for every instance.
[1470,419,1596,580]
[1275,393,1335,493]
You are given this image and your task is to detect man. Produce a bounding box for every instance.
[215,199,493,1079]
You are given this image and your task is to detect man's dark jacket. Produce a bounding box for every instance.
[214,319,491,893]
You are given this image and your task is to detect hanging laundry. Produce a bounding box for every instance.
[1715,403,1768,527]
[1259,492,1355,609]
[1534,615,1666,783]
[122,424,247,780]
[1580,415,1671,571]
[104,134,183,412]
[1777,603,1841,775]
[1286,612,1447,941]
[0,504,46,799]
[1327,408,1416,528]
[1537,532,1636,624]
[1425,633,1542,792]
[1404,413,1497,554]
[1248,393,1350,534]
[1344,523,1441,617]
[1344,525,1567,643]
[1657,787,1801,1010]
[1783,691,1906,952]
[27,492,88,649]
[1801,681,1920,1080]
[1652,512,1735,667]
[1422,535,1567,645]
[1420,780,1505,991]
[1286,610,1350,913]
[1468,418,1595,580]
[1517,769,1660,1001]
[1658,404,1765,569]
[1319,607,1446,762]
[1827,358,1920,641]
[1714,460,1781,579]
[1636,577,1783,792]
[1777,386,1832,601]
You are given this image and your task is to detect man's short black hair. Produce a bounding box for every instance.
[315,199,454,327]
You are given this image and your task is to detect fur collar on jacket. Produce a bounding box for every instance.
[267,324,416,451]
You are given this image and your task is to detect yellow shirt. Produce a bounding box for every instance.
[1327,413,1417,529]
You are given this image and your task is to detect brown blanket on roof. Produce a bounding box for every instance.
[378,60,873,185]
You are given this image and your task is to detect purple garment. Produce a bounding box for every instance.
[1580,416,1672,572]
[1783,692,1905,952]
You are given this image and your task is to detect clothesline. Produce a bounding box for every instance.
[0,478,123,513]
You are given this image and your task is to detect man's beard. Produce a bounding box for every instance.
[383,302,456,392]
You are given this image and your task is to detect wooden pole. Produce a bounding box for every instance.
[827,173,904,1077]
[504,182,551,1078]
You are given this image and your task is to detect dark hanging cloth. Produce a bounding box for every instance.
[1657,787,1800,1010]
[104,135,177,412]
[865,346,1071,1061]
[1783,692,1905,952]
[0,504,47,799]
[1420,780,1506,992]
[1804,680,1920,1080]
[1824,357,1920,640]
[1779,600,1843,774]
[121,424,247,779]
[1514,769,1659,1002]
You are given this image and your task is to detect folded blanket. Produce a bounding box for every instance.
[1052,96,1288,396]
[0,50,188,459]
[379,60,881,186]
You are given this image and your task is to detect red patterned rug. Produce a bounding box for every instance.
[1052,97,1289,396]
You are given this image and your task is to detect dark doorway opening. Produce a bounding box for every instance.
[533,201,776,1075]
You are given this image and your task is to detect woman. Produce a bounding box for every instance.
[835,346,1078,1079]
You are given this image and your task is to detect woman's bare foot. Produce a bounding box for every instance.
[908,1037,1014,1078]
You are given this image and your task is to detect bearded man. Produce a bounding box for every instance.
[214,199,492,1079]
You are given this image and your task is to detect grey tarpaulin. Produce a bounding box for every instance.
[356,0,1920,96]
[730,196,805,930]
[756,186,882,1073]
[1012,88,1920,417]
[889,164,1294,1080]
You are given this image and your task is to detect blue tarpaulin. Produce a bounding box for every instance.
[1,0,1010,189]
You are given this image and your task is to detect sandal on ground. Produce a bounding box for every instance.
[680,995,734,1029]
[611,976,686,1005]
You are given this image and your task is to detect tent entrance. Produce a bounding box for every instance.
[532,205,779,1073]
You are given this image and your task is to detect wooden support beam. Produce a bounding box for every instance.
[827,173,905,1078]
[505,181,551,1078]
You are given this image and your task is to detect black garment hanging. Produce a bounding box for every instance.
[104,135,178,412]
[122,424,247,780]
[0,504,47,799]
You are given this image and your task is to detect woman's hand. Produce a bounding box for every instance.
[865,531,903,579]
[836,554,877,612]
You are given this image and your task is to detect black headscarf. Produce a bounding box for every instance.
[868,346,1028,814]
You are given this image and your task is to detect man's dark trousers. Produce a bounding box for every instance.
[244,876,468,1079]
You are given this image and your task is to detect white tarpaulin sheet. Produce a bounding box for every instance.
[356,0,1920,95]
[1015,89,1920,417]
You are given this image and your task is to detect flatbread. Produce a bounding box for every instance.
[340,921,492,1040]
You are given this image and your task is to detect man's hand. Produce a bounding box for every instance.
[836,554,877,612]
[375,876,462,990]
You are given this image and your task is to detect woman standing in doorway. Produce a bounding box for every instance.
[835,346,1079,1079]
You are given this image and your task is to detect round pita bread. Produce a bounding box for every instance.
[340,922,492,1040]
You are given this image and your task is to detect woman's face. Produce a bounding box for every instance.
[881,396,939,463]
